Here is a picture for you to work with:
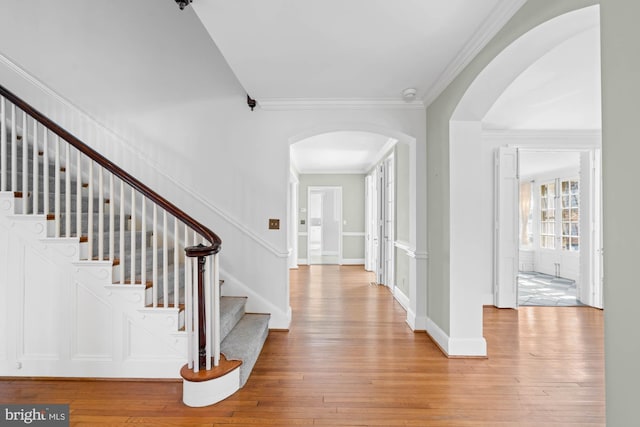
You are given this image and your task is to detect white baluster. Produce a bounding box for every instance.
[119,180,125,285]
[130,188,136,285]
[0,97,5,191]
[87,161,93,260]
[21,110,27,214]
[192,255,199,373]
[173,218,179,310]
[64,143,70,237]
[32,119,38,215]
[141,197,146,288]
[54,136,60,237]
[76,149,82,238]
[42,130,49,216]
[109,174,114,262]
[10,104,16,193]
[185,255,193,370]
[184,224,189,305]
[205,254,212,371]
[213,253,220,367]
[152,204,158,307]
[163,210,168,307]
[98,166,104,259]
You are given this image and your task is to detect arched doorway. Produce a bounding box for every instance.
[288,125,427,331]
[445,5,601,354]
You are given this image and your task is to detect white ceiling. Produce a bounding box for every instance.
[291,132,394,174]
[483,25,601,129]
[519,151,580,179]
[192,0,524,102]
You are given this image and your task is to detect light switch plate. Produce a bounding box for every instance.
[269,219,280,230]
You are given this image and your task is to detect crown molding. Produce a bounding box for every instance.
[422,0,527,107]
[259,97,425,111]
[482,128,602,141]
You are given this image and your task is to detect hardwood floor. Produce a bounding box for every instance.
[0,265,605,426]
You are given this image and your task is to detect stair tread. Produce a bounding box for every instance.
[221,313,270,387]
[220,296,248,342]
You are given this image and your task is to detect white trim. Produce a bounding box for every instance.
[0,52,289,259]
[482,293,494,306]
[182,369,240,407]
[483,129,602,145]
[341,258,365,265]
[298,258,308,265]
[295,168,370,175]
[422,0,527,106]
[220,268,291,330]
[393,240,428,260]
[298,231,308,236]
[393,287,410,311]
[260,98,425,111]
[449,338,487,357]
[425,317,487,357]
[406,308,427,332]
[365,138,399,174]
[343,231,365,237]
[425,317,450,353]
[413,251,429,260]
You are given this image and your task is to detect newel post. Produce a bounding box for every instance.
[197,255,207,367]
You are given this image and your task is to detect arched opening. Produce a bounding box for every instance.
[447,5,601,355]
[288,125,426,330]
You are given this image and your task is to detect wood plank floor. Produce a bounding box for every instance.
[0,265,604,426]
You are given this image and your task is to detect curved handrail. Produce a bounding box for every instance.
[0,83,221,256]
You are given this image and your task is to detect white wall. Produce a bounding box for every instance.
[0,0,427,329]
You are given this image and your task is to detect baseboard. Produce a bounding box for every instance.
[482,292,494,306]
[406,308,427,331]
[341,258,365,265]
[220,268,291,330]
[425,317,488,358]
[393,287,410,311]
[298,258,308,265]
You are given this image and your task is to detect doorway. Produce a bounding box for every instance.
[307,186,342,264]
[495,147,603,309]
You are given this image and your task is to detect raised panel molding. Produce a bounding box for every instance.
[20,246,62,361]
[0,194,196,377]
[124,315,184,361]
[73,281,114,361]
[0,222,10,361]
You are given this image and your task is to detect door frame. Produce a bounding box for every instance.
[307,186,343,265]
[494,146,603,309]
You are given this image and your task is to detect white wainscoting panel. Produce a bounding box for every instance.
[0,195,189,378]
[21,246,62,361]
[73,281,114,361]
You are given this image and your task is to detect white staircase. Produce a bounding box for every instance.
[0,85,269,406]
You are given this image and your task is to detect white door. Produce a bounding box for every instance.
[374,156,395,287]
[494,147,519,308]
[384,156,395,289]
[579,149,604,308]
[307,187,342,265]
[365,175,374,272]
[377,164,385,284]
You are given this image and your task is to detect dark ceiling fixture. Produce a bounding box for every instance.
[247,95,257,111]
[175,0,193,10]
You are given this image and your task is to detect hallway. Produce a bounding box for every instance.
[0,265,604,425]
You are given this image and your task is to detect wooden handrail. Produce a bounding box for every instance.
[0,84,221,256]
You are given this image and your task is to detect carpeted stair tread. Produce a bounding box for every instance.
[221,313,270,387]
[220,296,247,342]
